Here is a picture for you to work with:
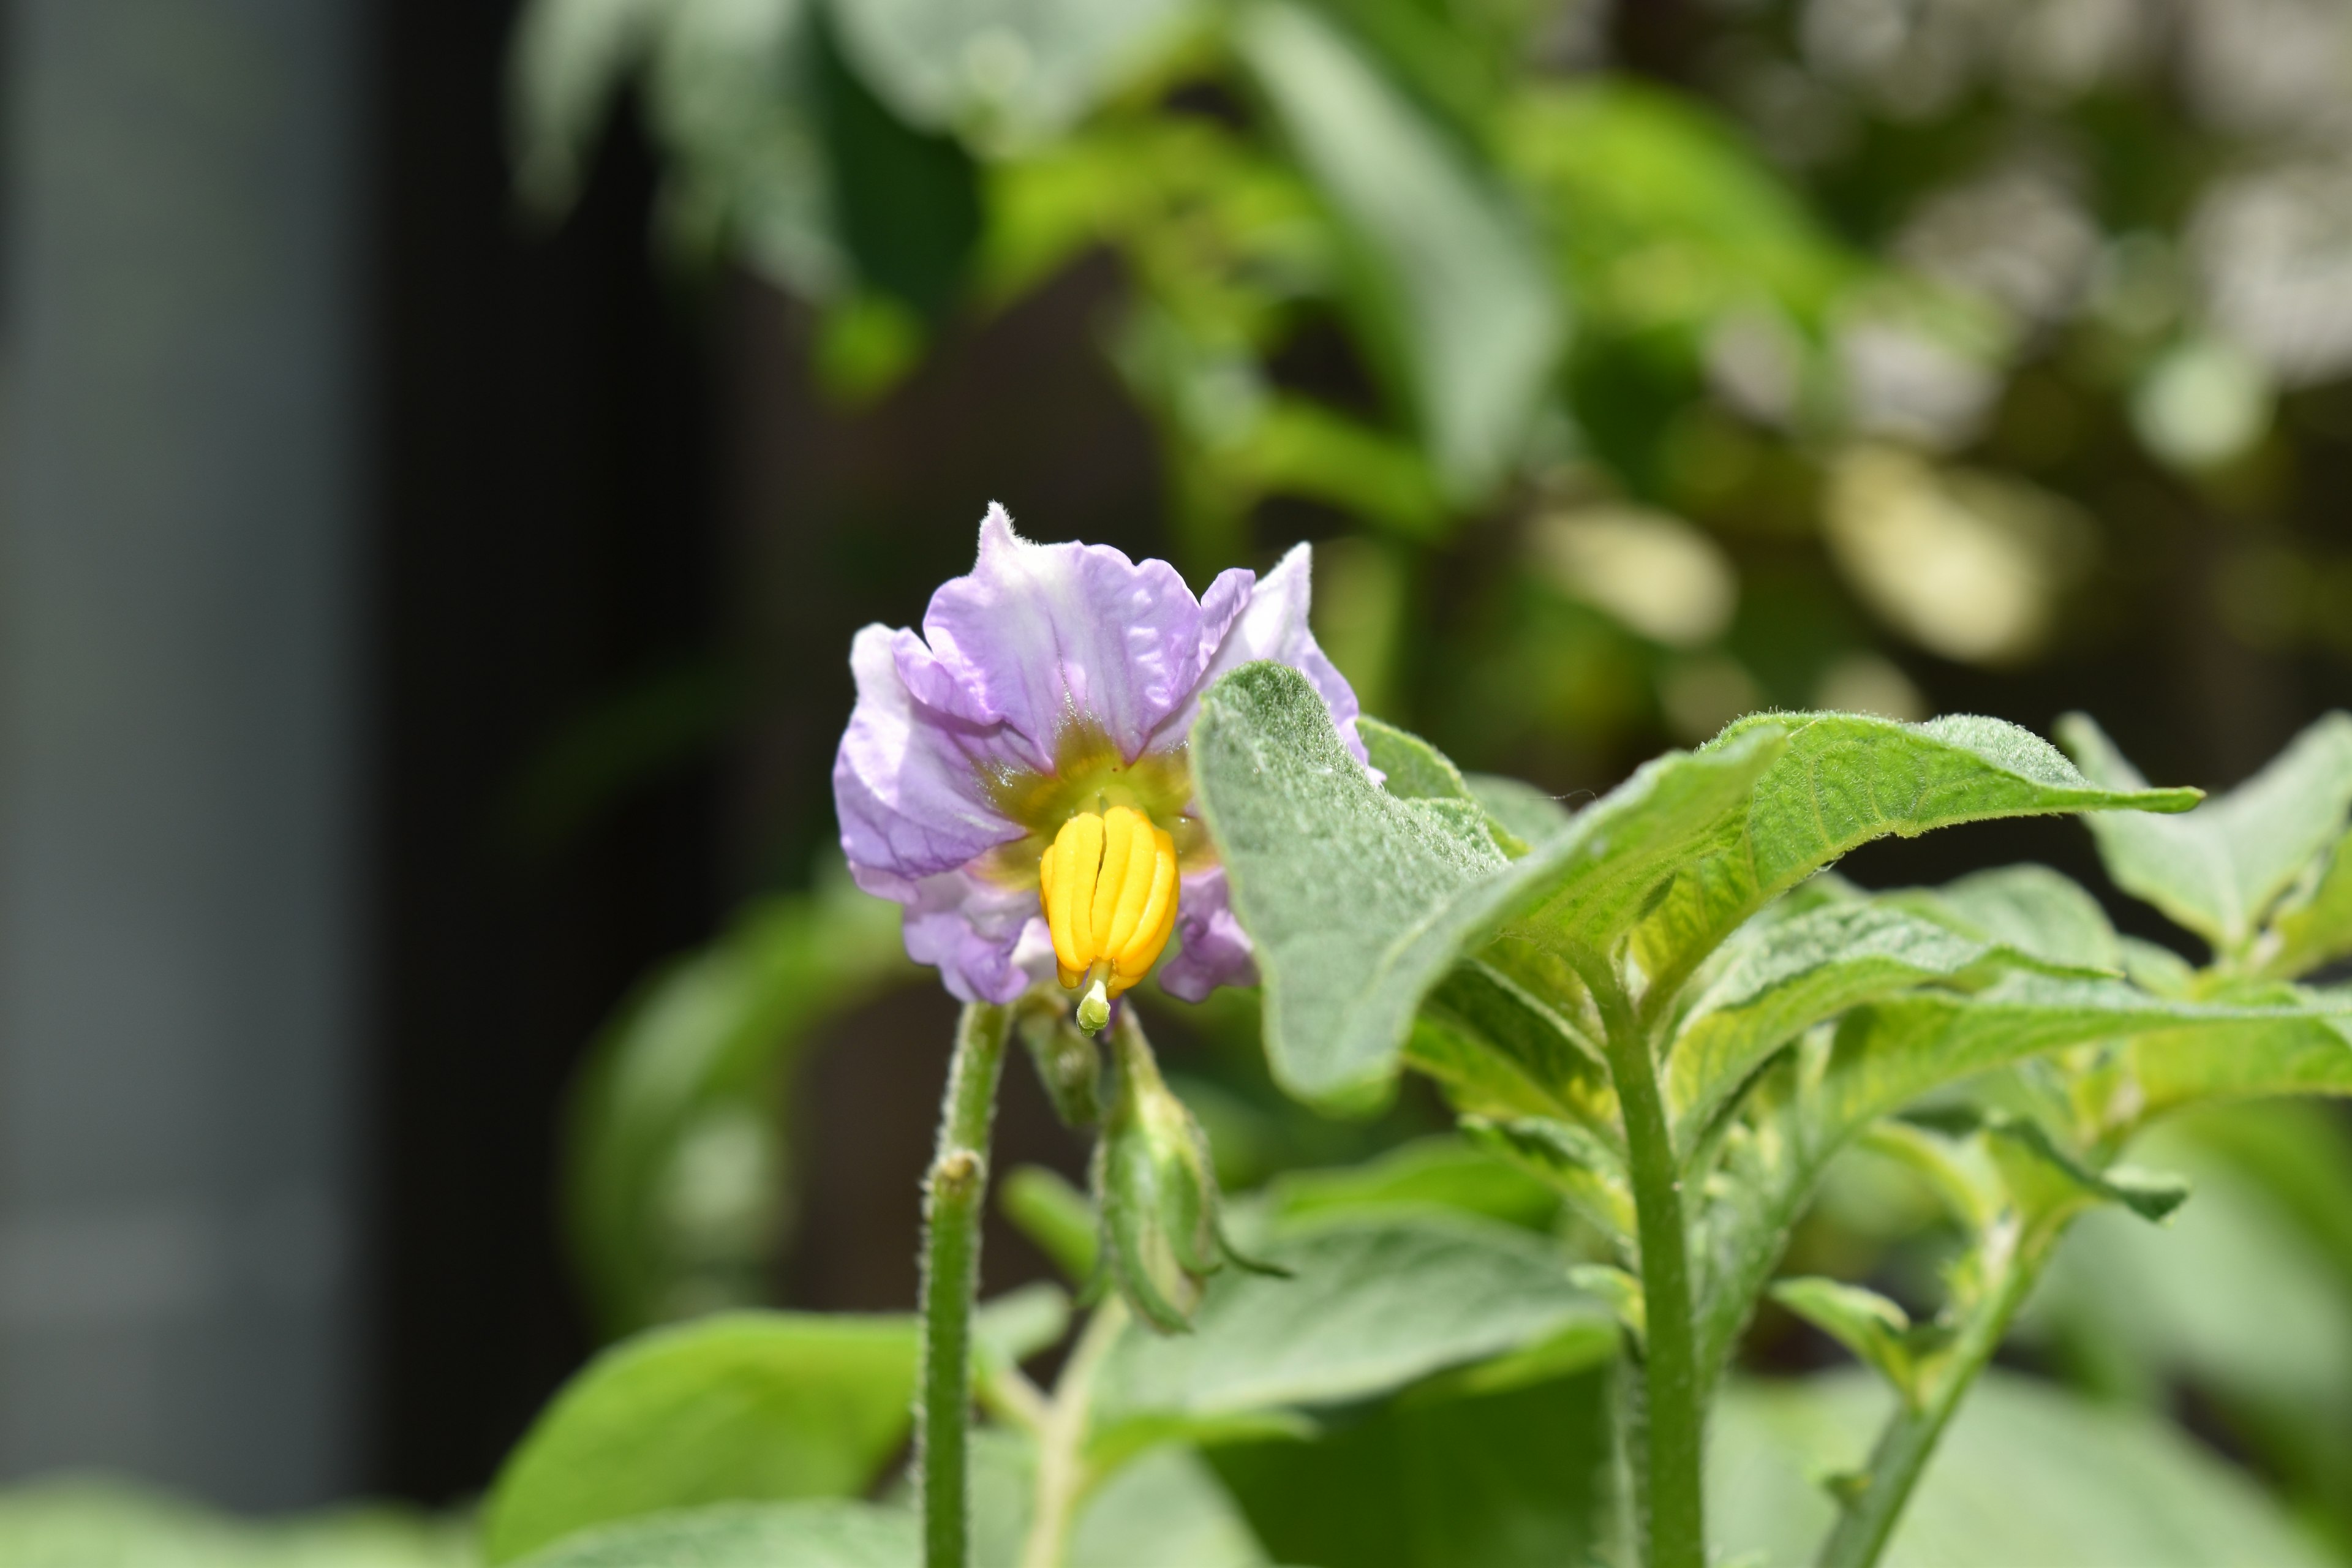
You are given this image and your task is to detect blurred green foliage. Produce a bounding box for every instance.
[486,0,2352,1561]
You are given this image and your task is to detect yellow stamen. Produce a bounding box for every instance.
[1040,806,1180,1020]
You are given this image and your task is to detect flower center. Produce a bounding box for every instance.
[1039,805,1180,1030]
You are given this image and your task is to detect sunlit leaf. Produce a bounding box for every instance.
[1627,712,2199,1003]
[483,1313,918,1563]
[1194,666,2196,1103]
[1668,899,2112,1152]
[2059,710,2352,957]
[1238,1,1562,502]
[827,0,1193,142]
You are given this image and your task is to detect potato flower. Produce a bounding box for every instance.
[833,505,1363,1028]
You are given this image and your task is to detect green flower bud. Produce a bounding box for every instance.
[1091,1013,1230,1333]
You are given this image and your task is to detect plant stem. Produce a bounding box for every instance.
[1813,1220,2054,1568]
[1596,979,1706,1568]
[919,1001,1011,1568]
[1018,1299,1130,1568]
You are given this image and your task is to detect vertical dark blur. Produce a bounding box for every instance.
[368,1,722,1501]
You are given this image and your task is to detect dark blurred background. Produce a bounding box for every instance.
[4,0,2349,1523]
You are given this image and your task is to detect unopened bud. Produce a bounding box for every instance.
[1092,1014,1253,1332]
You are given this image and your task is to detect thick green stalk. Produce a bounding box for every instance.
[1813,1221,2053,1568]
[1596,979,1706,1568]
[1019,1299,1130,1568]
[919,1002,1012,1568]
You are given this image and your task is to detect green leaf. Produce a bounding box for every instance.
[1207,1364,1614,1568]
[1711,1370,2334,1568]
[1985,1115,2190,1226]
[1237,1,1562,501]
[1069,1447,1275,1568]
[2059,710,2352,956]
[2123,993,2352,1121]
[1887,863,2124,973]
[1262,1133,1566,1232]
[565,866,909,1335]
[826,0,1191,141]
[1359,716,1476,805]
[640,0,850,299]
[1090,1215,1612,1438]
[1693,980,2339,1381]
[2035,1109,2352,1414]
[2261,824,2352,979]
[1629,712,2199,1003]
[0,1480,471,1568]
[483,1313,918,1564]
[1465,773,1574,846]
[509,0,673,213]
[1458,1115,1633,1240]
[814,13,983,319]
[511,1501,915,1568]
[1667,898,2113,1153]
[1506,80,1861,336]
[1191,664,1512,1102]
[1196,668,2195,1104]
[1767,1278,1924,1406]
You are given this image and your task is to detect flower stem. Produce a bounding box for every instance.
[1813,1222,2053,1568]
[1018,1299,1129,1568]
[919,1002,1012,1568]
[1597,981,1706,1568]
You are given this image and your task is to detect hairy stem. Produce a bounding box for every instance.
[1597,978,1706,1568]
[1813,1219,2055,1568]
[1019,1300,1130,1568]
[920,1002,1011,1568]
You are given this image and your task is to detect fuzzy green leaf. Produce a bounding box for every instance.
[1629,712,2199,1001]
[1090,1215,1613,1439]
[1887,862,2124,972]
[2060,710,2352,956]
[483,1313,918,1563]
[1667,897,2114,1153]
[1196,669,2198,1104]
[1237,1,1562,501]
[511,1501,915,1568]
[1191,665,1513,1101]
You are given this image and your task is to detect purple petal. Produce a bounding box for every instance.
[1156,865,1259,1001]
[1159,543,1368,764]
[834,625,1024,882]
[869,862,1046,1006]
[911,504,1210,764]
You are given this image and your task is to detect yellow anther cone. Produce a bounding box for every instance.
[1039,807,1180,1027]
